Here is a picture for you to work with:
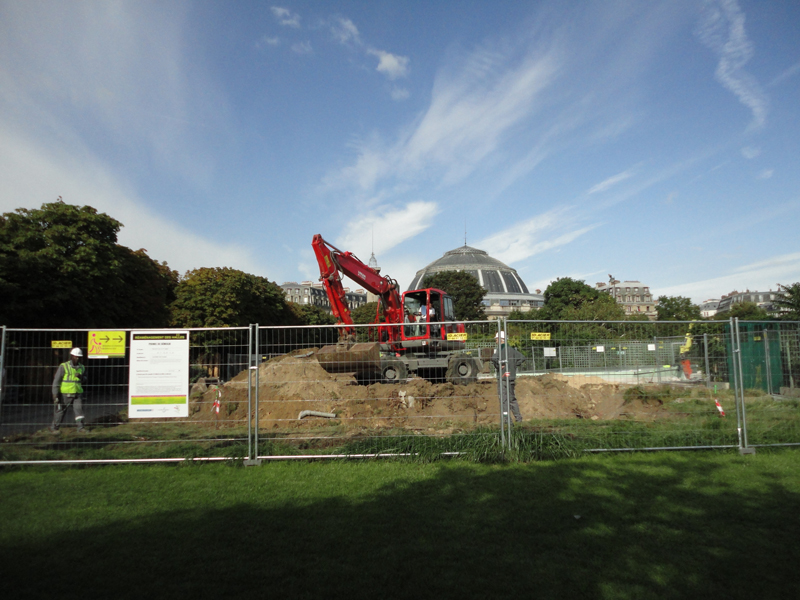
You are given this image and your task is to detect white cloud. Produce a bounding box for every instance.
[696,0,768,129]
[331,18,360,44]
[292,41,313,55]
[368,49,410,80]
[391,87,410,101]
[657,252,800,303]
[0,129,260,276]
[336,201,440,258]
[757,168,773,179]
[271,6,300,28]
[768,60,800,87]
[476,209,597,264]
[257,36,281,48]
[740,146,760,159]
[587,169,634,194]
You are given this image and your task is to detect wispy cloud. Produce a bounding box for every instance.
[291,41,313,55]
[271,6,300,28]
[696,0,768,129]
[587,169,635,194]
[368,49,410,80]
[740,146,760,159]
[391,87,410,101]
[757,168,774,179]
[337,201,440,258]
[330,17,360,44]
[657,252,800,302]
[768,60,800,87]
[476,208,598,265]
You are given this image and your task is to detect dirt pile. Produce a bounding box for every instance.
[189,351,665,430]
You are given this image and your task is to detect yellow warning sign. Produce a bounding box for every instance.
[530,332,551,341]
[88,331,126,359]
[51,340,72,349]
[447,332,468,341]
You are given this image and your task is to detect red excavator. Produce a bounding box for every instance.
[311,234,482,384]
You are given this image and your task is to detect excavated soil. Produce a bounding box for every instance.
[189,349,669,430]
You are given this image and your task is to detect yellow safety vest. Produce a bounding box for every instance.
[60,362,85,395]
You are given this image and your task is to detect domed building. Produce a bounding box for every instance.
[407,245,544,319]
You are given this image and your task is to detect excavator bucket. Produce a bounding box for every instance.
[315,342,381,375]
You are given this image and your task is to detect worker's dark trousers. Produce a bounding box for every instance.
[498,380,523,423]
[53,394,85,428]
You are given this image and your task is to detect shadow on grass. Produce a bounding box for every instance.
[3,453,799,599]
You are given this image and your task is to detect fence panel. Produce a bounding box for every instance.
[251,320,503,458]
[0,327,250,462]
[505,320,740,451]
[732,321,800,448]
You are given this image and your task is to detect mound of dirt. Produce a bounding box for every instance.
[189,351,666,430]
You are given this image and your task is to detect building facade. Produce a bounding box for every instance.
[280,281,367,313]
[716,289,788,316]
[594,278,657,318]
[406,245,544,320]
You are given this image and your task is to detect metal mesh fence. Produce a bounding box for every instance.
[2,318,799,463]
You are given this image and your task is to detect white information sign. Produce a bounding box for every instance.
[647,344,656,351]
[543,347,557,357]
[129,331,190,418]
[596,345,605,353]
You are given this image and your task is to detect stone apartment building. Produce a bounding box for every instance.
[280,281,367,313]
[594,277,657,318]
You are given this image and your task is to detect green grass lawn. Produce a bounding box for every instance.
[2,450,800,599]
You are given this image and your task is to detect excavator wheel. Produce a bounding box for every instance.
[380,358,408,384]
[446,357,479,385]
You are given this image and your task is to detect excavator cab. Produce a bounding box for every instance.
[401,289,457,341]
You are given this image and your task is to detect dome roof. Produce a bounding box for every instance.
[407,245,531,295]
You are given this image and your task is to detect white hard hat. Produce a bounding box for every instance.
[70,348,83,357]
[495,331,505,341]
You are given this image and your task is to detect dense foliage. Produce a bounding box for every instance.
[351,301,383,324]
[169,267,292,327]
[0,200,177,327]
[538,277,625,321]
[774,283,800,320]
[714,301,770,321]
[656,296,702,321]
[421,271,486,321]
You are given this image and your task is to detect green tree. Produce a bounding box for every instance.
[292,303,337,326]
[169,267,292,327]
[538,277,624,321]
[714,301,770,321]
[775,283,800,319]
[656,296,702,321]
[351,301,383,324]
[0,200,176,327]
[421,271,486,321]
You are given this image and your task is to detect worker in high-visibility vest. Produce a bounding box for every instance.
[50,347,88,433]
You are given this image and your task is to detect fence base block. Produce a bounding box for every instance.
[243,459,263,466]
[739,447,756,455]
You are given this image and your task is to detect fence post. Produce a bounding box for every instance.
[763,329,773,396]
[704,333,711,389]
[733,318,754,454]
[244,323,261,466]
[0,325,6,418]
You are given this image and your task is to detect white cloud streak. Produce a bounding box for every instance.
[368,49,410,80]
[587,169,634,194]
[271,6,300,28]
[337,201,440,259]
[476,209,598,265]
[740,146,760,159]
[696,0,768,129]
[657,253,800,303]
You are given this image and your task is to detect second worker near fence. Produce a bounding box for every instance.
[50,347,88,434]
[491,331,525,424]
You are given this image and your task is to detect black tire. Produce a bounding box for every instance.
[381,358,408,384]
[446,357,479,385]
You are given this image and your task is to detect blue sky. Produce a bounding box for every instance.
[1,0,799,303]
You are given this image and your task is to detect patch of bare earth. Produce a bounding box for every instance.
[188,352,668,430]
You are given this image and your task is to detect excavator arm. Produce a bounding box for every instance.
[312,234,405,328]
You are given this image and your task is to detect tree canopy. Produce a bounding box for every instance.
[351,301,383,325]
[714,301,770,321]
[656,296,702,321]
[538,277,624,321]
[0,200,177,327]
[169,267,292,327]
[421,271,486,321]
[775,283,800,320]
